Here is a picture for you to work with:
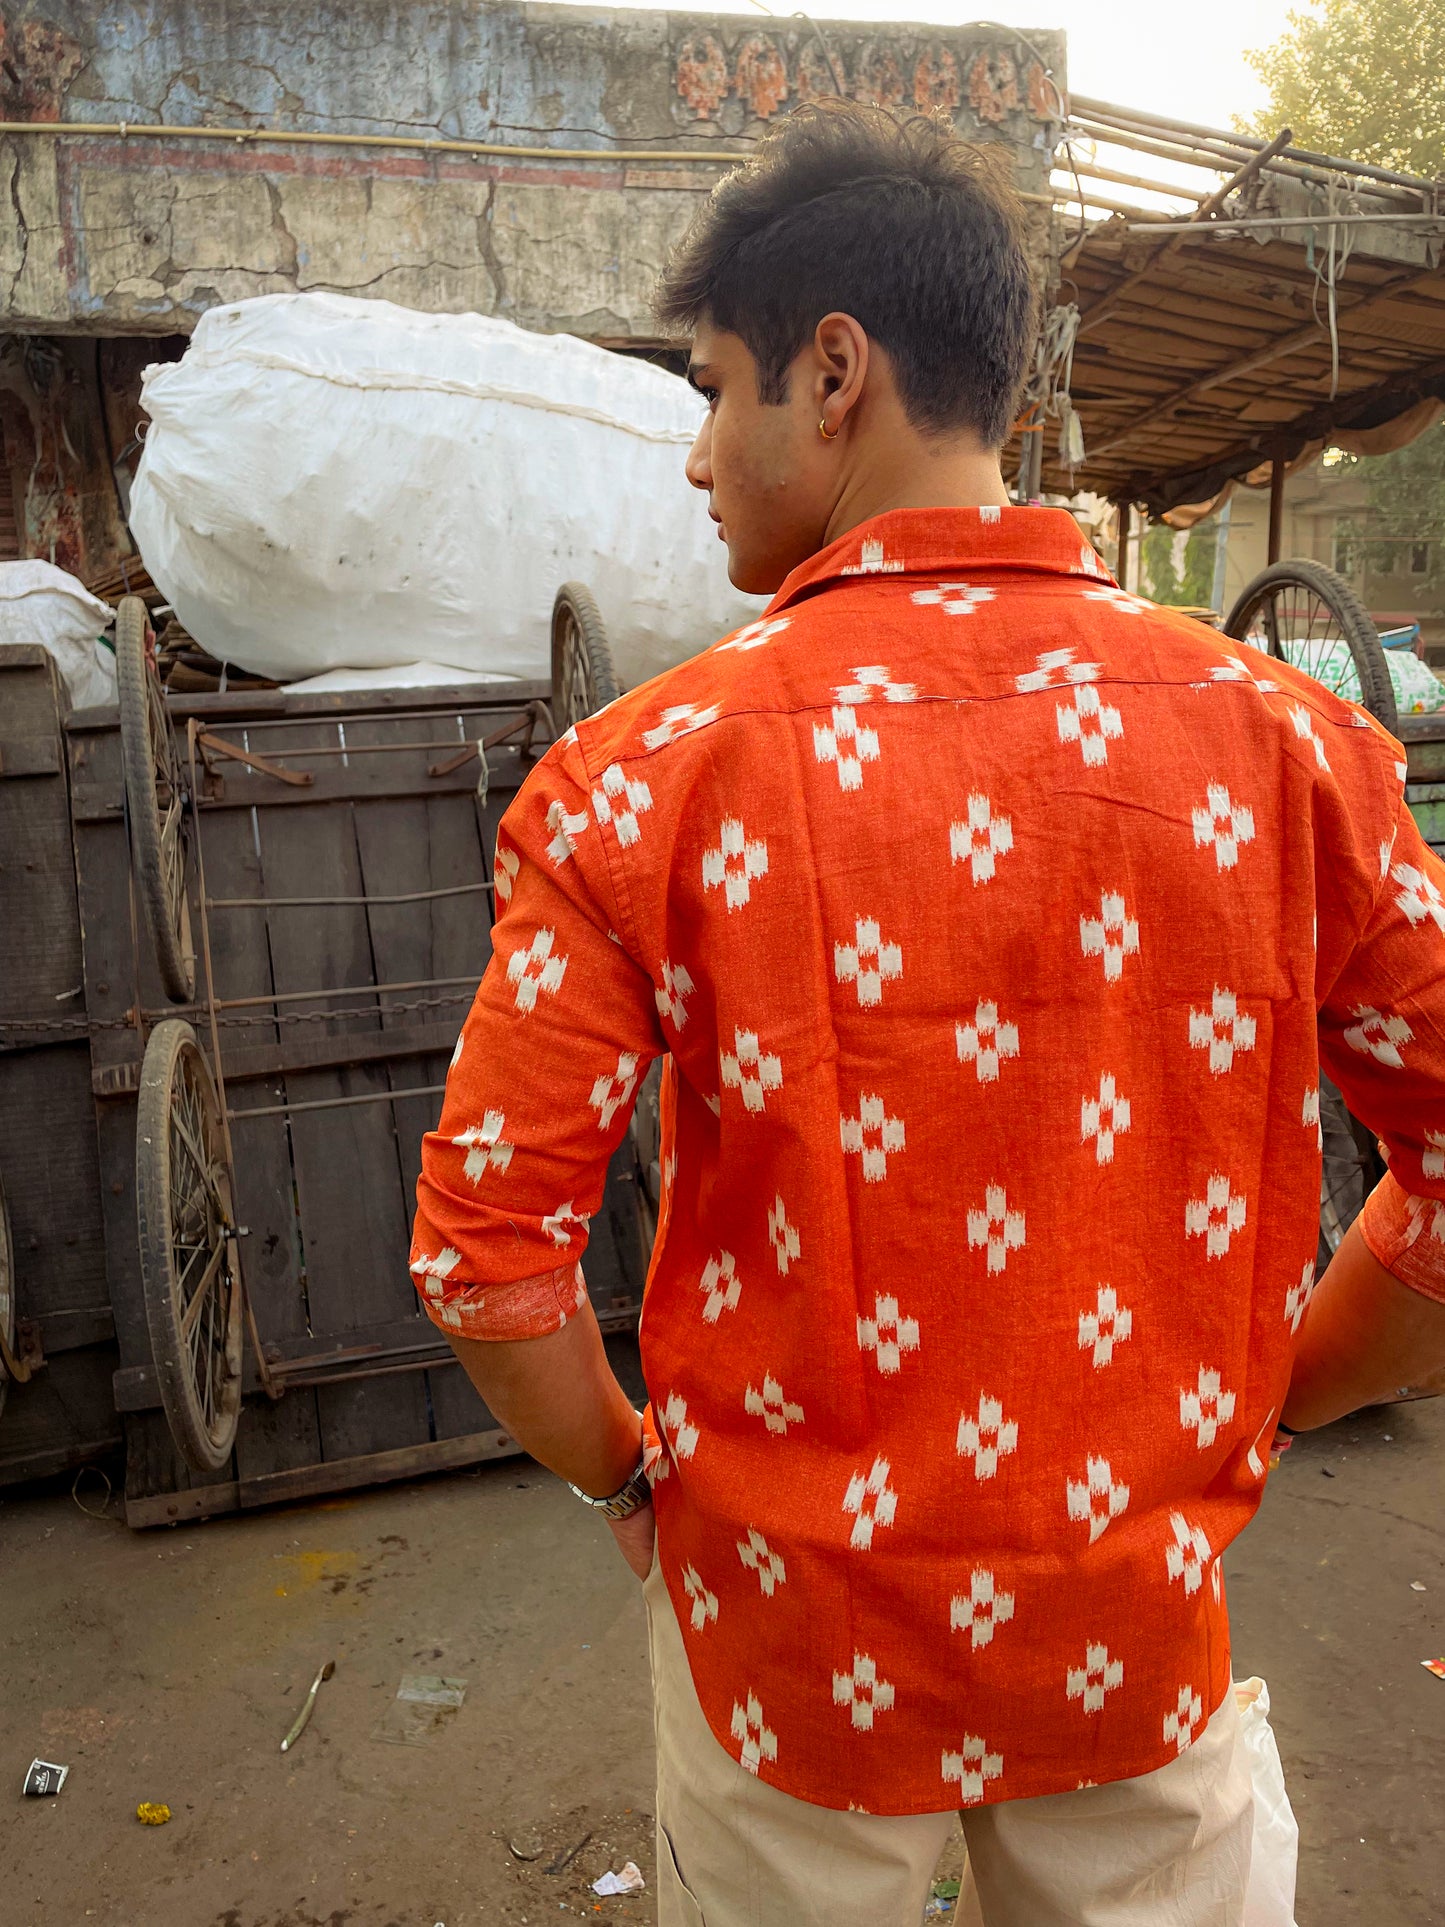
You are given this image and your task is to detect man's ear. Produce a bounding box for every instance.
[813,313,869,441]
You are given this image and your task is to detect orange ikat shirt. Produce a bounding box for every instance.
[411,507,1445,1816]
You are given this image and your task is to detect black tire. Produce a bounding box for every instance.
[550,582,620,732]
[136,1019,242,1473]
[1224,559,1398,733]
[1316,1075,1385,1275]
[0,1171,15,1425]
[117,596,195,1001]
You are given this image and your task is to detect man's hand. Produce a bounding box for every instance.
[608,1501,657,1581]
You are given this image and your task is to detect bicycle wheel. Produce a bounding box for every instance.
[1224,560,1397,732]
[116,596,195,1000]
[550,582,620,732]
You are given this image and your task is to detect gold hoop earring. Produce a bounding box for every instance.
[819,417,839,441]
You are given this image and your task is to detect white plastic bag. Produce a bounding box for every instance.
[1234,1677,1300,1927]
[0,560,117,707]
[129,292,762,688]
[1280,636,1445,714]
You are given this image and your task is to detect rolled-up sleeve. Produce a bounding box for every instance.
[1319,782,1445,1303]
[410,732,663,1339]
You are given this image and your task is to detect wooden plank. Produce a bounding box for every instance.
[247,715,430,1463]
[0,1043,109,1325]
[69,742,538,821]
[92,1016,470,1095]
[0,651,85,1022]
[0,1347,122,1486]
[64,681,552,735]
[124,1422,521,1528]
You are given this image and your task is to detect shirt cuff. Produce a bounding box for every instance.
[411,1251,590,1340]
[1358,1171,1445,1307]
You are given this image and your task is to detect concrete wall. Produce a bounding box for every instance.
[0,2,1065,340]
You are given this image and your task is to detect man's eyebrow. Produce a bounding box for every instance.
[685,360,714,391]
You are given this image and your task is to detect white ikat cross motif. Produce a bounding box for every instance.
[1067,1643,1124,1714]
[956,1394,1019,1481]
[950,794,1014,885]
[1192,785,1256,871]
[682,1565,719,1631]
[840,537,906,575]
[813,705,880,792]
[452,1111,514,1183]
[1066,1457,1131,1543]
[1185,1175,1247,1258]
[1080,892,1139,982]
[956,1001,1019,1083]
[833,1654,896,1731]
[843,1456,898,1549]
[1393,862,1445,933]
[641,702,720,752]
[1303,1087,1322,1148]
[835,918,903,1007]
[1180,1367,1237,1449]
[745,1373,804,1436]
[1016,647,1100,694]
[542,1200,590,1247]
[857,1294,921,1375]
[703,819,769,911]
[1290,705,1331,771]
[1079,1286,1132,1369]
[1344,1005,1412,1067]
[507,929,568,1013]
[768,1195,801,1274]
[1081,1073,1131,1164]
[494,843,519,904]
[721,1029,783,1113]
[737,1528,787,1596]
[835,665,918,704]
[545,798,590,865]
[1425,1129,1445,1179]
[654,1391,699,1478]
[1083,585,1149,614]
[409,1246,460,1290]
[1209,654,1279,694]
[1164,1685,1205,1754]
[1285,1260,1316,1333]
[589,1051,640,1130]
[730,1693,778,1774]
[950,1570,1015,1650]
[699,1252,740,1324]
[718,617,790,653]
[1189,988,1257,1074]
[1166,1513,1212,1596]
[655,958,695,1029]
[840,1095,906,1181]
[967,1186,1026,1273]
[942,1735,1004,1806]
[912,582,996,617]
[1056,682,1124,767]
[591,763,653,847]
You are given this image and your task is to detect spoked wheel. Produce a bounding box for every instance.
[117,595,195,1001]
[1317,1075,1385,1274]
[0,1171,15,1424]
[1224,560,1398,732]
[629,1066,662,1259]
[136,1020,242,1473]
[550,582,620,732]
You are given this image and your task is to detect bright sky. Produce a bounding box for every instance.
[597,0,1300,134]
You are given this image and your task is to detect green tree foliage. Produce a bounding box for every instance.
[1143,521,1220,607]
[1244,0,1445,175]
[1336,425,1445,614]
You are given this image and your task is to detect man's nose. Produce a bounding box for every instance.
[685,415,713,493]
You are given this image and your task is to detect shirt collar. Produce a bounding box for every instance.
[765,505,1119,615]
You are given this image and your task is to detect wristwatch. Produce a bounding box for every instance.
[567,1454,652,1521]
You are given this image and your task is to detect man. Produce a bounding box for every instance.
[411,103,1445,1925]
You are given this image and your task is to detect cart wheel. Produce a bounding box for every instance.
[117,595,195,1001]
[0,1171,15,1424]
[1224,560,1398,732]
[629,1064,662,1257]
[1316,1075,1385,1273]
[136,1019,242,1473]
[551,583,620,732]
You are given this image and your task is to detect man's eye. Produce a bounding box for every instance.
[700,386,719,410]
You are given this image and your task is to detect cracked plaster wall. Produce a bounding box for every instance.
[0,1,1064,337]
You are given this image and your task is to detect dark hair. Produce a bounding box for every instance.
[655,101,1037,447]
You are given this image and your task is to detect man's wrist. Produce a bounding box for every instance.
[567,1453,651,1520]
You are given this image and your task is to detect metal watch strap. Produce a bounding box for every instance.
[567,1455,651,1521]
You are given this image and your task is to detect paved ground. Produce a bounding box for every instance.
[1,1387,1441,1927]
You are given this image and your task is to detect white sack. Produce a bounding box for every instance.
[1234,1678,1300,1927]
[0,560,117,708]
[129,292,761,688]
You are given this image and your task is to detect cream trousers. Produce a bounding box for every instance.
[644,1556,1254,1927]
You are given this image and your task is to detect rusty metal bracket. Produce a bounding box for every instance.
[0,1317,46,1384]
[195,728,314,787]
[426,701,550,778]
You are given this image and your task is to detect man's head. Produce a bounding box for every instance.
[656,101,1037,594]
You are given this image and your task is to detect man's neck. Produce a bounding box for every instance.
[821,442,1011,552]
